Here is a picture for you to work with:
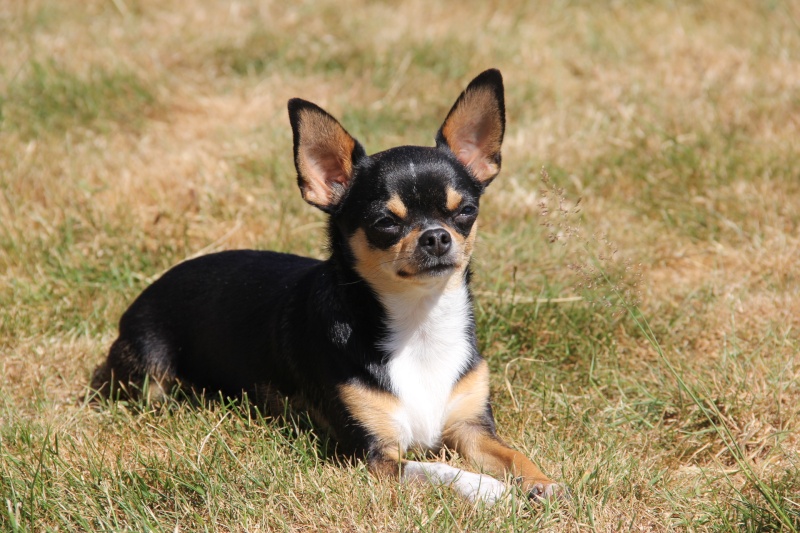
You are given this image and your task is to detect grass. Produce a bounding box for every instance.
[0,53,157,139]
[2,0,799,530]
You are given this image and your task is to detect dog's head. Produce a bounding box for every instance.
[288,69,505,294]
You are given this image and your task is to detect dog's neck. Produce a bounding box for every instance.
[378,279,471,341]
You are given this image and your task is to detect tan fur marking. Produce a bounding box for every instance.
[445,221,478,293]
[339,382,401,455]
[386,193,408,219]
[443,422,553,492]
[475,434,552,492]
[441,86,503,183]
[446,186,463,211]
[463,220,478,258]
[349,228,425,294]
[442,221,477,256]
[340,382,406,478]
[296,109,356,207]
[443,360,490,428]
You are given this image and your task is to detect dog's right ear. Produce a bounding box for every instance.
[436,69,505,187]
[288,99,366,212]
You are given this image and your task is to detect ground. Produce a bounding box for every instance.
[1,1,798,530]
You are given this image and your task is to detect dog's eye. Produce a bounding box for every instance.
[456,205,478,219]
[374,216,400,231]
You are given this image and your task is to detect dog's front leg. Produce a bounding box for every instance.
[443,360,563,501]
[443,424,561,501]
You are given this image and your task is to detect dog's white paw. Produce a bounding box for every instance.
[403,461,508,504]
[452,470,508,504]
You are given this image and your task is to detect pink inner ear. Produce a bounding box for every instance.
[301,147,348,205]
[452,123,498,182]
[310,149,348,185]
[456,145,480,169]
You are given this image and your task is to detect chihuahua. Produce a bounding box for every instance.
[91,69,562,503]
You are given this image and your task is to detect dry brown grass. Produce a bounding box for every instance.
[2,0,799,530]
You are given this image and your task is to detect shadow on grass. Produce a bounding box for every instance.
[82,380,344,465]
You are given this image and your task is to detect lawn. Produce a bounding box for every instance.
[1,0,799,530]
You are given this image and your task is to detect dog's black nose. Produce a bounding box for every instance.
[419,228,452,257]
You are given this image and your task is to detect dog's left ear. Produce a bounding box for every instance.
[288,98,366,212]
[436,69,505,187]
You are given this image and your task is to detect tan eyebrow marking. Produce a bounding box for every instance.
[446,186,463,211]
[387,193,408,219]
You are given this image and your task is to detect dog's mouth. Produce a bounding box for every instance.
[397,262,457,278]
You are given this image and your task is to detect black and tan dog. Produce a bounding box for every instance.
[91,69,562,503]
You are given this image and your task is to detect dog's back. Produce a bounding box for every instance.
[91,250,321,401]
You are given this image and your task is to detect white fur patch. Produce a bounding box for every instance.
[403,461,508,504]
[380,283,472,451]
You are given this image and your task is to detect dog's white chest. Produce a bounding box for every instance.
[382,286,472,451]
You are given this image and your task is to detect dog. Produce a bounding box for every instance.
[90,69,562,504]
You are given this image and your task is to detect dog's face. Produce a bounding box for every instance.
[288,69,505,293]
[341,147,483,292]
